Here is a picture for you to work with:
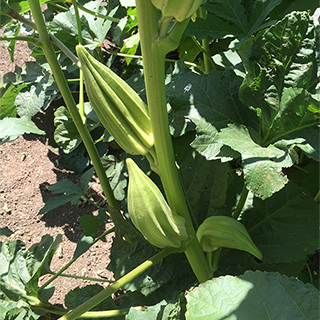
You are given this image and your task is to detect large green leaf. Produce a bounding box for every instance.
[0,236,61,318]
[0,83,27,119]
[126,300,180,320]
[48,2,117,50]
[185,270,319,320]
[186,0,282,41]
[53,104,100,154]
[65,284,117,312]
[101,154,127,201]
[168,69,259,144]
[239,11,318,144]
[174,134,229,227]
[216,123,298,198]
[0,116,45,145]
[243,183,319,264]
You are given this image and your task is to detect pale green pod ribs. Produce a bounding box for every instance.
[76,45,154,155]
[151,0,203,22]
[196,216,263,260]
[126,158,188,248]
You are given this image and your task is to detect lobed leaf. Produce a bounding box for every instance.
[243,183,319,264]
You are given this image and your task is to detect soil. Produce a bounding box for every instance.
[0,29,115,306]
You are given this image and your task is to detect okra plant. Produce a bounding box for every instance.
[0,0,319,319]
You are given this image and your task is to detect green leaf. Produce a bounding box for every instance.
[101,154,127,201]
[48,2,116,50]
[217,123,296,198]
[0,236,61,310]
[38,169,96,215]
[0,116,45,145]
[239,11,317,143]
[2,0,48,14]
[266,88,319,145]
[54,104,100,154]
[244,183,319,264]
[121,33,140,66]
[73,234,94,259]
[186,0,281,41]
[0,84,27,119]
[185,271,319,320]
[126,300,181,320]
[80,167,95,192]
[78,215,103,238]
[0,228,13,237]
[168,69,259,144]
[174,134,229,227]
[65,284,116,311]
[38,194,82,215]
[49,179,82,195]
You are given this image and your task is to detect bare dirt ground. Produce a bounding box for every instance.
[0,29,115,307]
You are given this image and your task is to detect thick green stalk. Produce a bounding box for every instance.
[58,247,176,320]
[27,0,119,212]
[135,0,211,283]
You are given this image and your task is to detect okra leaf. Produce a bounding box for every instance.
[78,214,103,238]
[108,237,194,303]
[186,271,319,320]
[216,123,298,199]
[168,69,259,143]
[0,236,61,309]
[80,167,95,193]
[54,104,100,154]
[0,116,45,145]
[186,0,281,41]
[243,182,319,264]
[174,133,229,227]
[38,177,90,215]
[65,285,117,311]
[0,227,13,237]
[73,234,94,259]
[48,2,116,50]
[0,0,48,15]
[0,83,27,119]
[126,300,181,320]
[239,11,317,145]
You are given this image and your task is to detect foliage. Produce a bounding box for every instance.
[0,0,319,319]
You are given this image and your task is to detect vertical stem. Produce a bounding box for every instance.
[135,0,211,283]
[73,0,86,123]
[202,37,214,73]
[28,0,119,212]
[232,184,249,220]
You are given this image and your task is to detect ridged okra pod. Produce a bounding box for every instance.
[76,45,154,156]
[126,158,188,248]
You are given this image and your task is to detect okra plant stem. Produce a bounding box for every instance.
[28,0,120,213]
[135,0,211,283]
[58,247,177,320]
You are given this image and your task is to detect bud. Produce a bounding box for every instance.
[151,0,203,22]
[196,216,262,260]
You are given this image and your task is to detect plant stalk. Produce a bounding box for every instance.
[58,247,176,320]
[38,227,115,292]
[135,0,211,283]
[28,0,120,214]
[232,184,249,220]
[2,6,79,64]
